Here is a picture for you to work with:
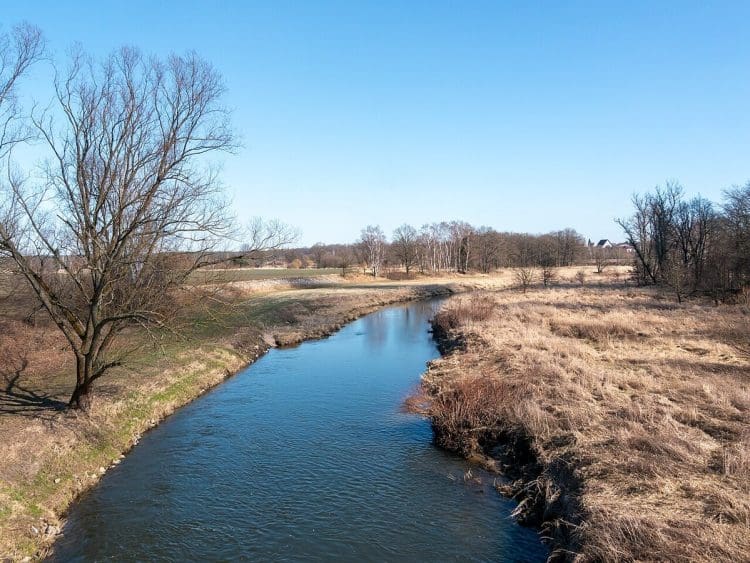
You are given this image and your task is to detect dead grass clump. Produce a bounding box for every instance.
[432,293,496,334]
[576,509,743,563]
[703,488,750,526]
[425,374,515,456]
[275,302,310,324]
[385,271,415,281]
[623,426,699,466]
[720,432,750,478]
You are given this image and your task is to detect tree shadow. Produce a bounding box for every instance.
[0,354,67,419]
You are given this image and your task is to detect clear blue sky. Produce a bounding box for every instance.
[6,1,750,245]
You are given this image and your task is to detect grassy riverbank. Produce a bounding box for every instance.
[412,271,750,561]
[0,272,501,560]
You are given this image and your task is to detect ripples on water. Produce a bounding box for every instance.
[52,300,547,562]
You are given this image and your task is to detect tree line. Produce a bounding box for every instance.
[618,181,750,302]
[280,223,596,277]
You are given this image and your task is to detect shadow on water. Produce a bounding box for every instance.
[51,299,548,562]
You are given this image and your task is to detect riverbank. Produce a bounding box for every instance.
[412,275,750,561]
[50,295,547,561]
[0,274,503,560]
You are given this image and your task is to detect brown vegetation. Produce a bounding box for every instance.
[412,274,750,561]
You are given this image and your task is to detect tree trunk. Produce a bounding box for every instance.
[68,380,92,409]
[69,355,92,410]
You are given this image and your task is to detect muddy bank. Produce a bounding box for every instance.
[417,328,581,561]
[420,338,582,561]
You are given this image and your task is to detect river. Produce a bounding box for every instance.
[51,299,547,562]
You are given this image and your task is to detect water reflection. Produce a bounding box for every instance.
[361,309,388,348]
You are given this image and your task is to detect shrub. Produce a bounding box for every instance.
[428,375,509,455]
[432,294,496,334]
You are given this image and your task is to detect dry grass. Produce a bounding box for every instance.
[415,277,750,561]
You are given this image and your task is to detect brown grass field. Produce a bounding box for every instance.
[412,268,750,561]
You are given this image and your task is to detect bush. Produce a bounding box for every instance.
[428,375,509,455]
[432,294,496,334]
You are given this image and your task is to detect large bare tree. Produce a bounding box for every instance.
[0,46,278,408]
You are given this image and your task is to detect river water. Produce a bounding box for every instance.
[51,300,547,562]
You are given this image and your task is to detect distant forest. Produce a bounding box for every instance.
[245,223,628,276]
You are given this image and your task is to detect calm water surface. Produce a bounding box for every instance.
[52,300,547,562]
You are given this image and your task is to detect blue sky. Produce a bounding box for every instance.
[6,1,750,245]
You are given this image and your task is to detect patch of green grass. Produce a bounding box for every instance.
[148,370,202,405]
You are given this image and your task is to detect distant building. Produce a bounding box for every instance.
[596,239,613,249]
[616,242,635,253]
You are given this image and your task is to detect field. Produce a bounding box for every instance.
[186,267,343,284]
[414,269,750,561]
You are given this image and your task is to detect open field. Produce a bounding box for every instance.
[0,270,505,559]
[413,271,750,561]
[186,267,343,284]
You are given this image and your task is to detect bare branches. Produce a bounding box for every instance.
[617,181,750,302]
[392,224,418,275]
[0,45,244,408]
[513,267,536,293]
[0,22,45,158]
[243,217,299,255]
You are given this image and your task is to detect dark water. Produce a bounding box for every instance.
[52,300,547,562]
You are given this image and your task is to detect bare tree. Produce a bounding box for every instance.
[448,221,474,273]
[336,245,355,277]
[514,267,536,293]
[310,242,327,269]
[593,246,609,274]
[475,227,502,273]
[723,183,750,289]
[663,259,690,303]
[617,182,682,285]
[391,223,418,275]
[541,265,556,287]
[358,225,386,277]
[0,47,269,409]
